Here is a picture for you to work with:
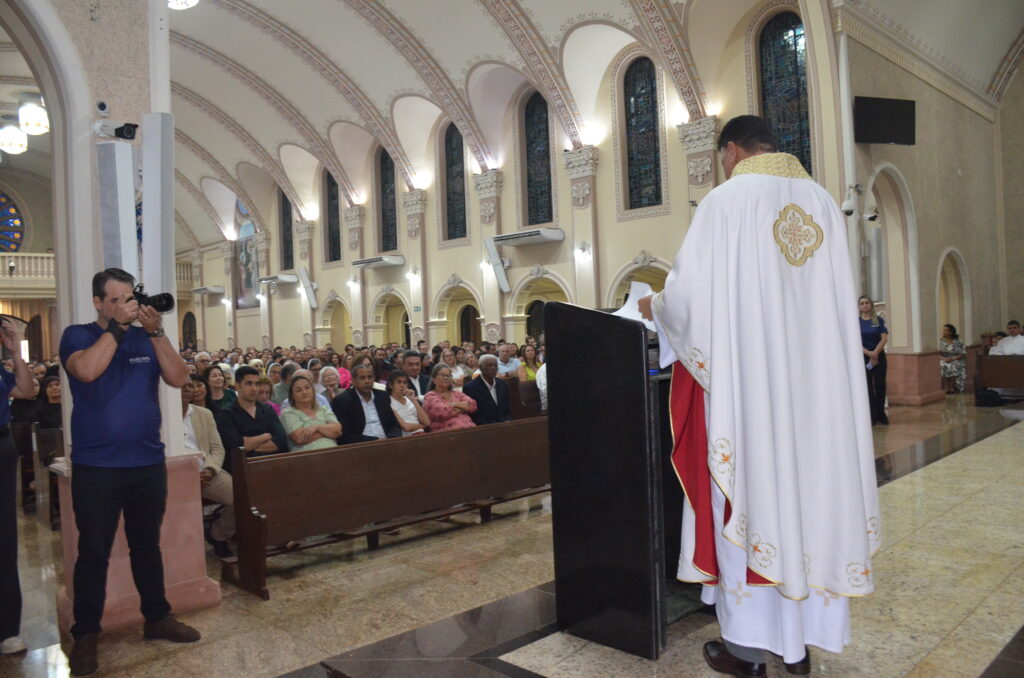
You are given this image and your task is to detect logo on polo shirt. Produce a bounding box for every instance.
[129,356,152,365]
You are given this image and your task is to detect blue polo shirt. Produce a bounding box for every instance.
[59,323,164,467]
[0,367,15,426]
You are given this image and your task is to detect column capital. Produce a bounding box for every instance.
[403,190,427,238]
[253,230,272,251]
[295,220,315,260]
[677,115,719,154]
[344,206,364,250]
[220,241,235,261]
[564,145,598,179]
[473,169,504,200]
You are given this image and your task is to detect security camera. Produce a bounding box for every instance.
[96,101,110,117]
[841,198,856,217]
[7,258,15,274]
[863,209,879,222]
[93,120,138,139]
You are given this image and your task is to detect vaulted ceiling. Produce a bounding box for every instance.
[0,1,1022,255]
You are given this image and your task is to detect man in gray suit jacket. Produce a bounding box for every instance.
[181,381,234,558]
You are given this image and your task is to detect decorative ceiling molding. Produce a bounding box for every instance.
[627,0,706,119]
[0,166,50,187]
[0,75,36,87]
[171,81,305,213]
[344,0,495,171]
[833,7,997,121]
[175,129,265,234]
[175,169,228,239]
[174,210,202,252]
[210,0,416,191]
[989,27,1024,101]
[0,42,19,53]
[478,0,585,148]
[170,30,356,206]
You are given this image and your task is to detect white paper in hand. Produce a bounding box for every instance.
[612,281,657,332]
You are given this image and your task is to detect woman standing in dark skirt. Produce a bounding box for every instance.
[859,296,889,425]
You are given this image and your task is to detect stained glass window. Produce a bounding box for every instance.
[324,173,341,262]
[279,188,295,269]
[0,193,26,252]
[759,12,811,174]
[624,57,662,210]
[444,123,467,240]
[379,149,398,252]
[524,92,553,225]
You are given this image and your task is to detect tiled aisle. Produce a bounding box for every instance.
[501,422,1024,678]
[1,397,1021,677]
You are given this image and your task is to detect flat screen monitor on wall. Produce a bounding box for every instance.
[854,96,915,145]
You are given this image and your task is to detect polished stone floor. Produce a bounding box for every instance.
[2,395,1022,677]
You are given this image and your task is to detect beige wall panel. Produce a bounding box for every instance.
[999,72,1024,322]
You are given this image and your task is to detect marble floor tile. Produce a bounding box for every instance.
[171,625,326,678]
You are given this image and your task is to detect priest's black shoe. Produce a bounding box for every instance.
[703,641,767,678]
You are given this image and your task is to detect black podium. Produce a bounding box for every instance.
[544,301,702,660]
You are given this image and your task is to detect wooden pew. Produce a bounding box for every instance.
[223,417,550,599]
[975,355,1024,404]
[32,426,63,529]
[12,421,34,510]
[504,375,544,420]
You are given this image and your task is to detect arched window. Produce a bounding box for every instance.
[624,57,662,210]
[0,192,25,251]
[324,172,341,262]
[443,123,467,240]
[524,92,552,225]
[379,148,398,252]
[279,188,295,269]
[759,12,811,173]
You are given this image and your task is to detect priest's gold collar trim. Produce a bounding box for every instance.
[731,153,810,180]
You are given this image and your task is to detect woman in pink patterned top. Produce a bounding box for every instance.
[422,364,477,433]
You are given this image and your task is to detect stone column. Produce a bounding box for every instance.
[403,190,427,241]
[565,146,599,309]
[473,170,503,230]
[189,251,205,349]
[220,242,236,347]
[402,190,427,336]
[343,206,367,338]
[253,230,272,346]
[344,205,365,257]
[295,220,316,341]
[678,115,719,195]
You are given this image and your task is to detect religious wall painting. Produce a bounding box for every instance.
[0,192,25,251]
[234,200,259,310]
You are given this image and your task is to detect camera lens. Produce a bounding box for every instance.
[148,293,175,313]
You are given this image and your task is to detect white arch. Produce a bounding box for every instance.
[863,162,922,352]
[368,286,412,324]
[316,288,354,328]
[935,246,974,346]
[430,280,484,321]
[604,257,672,307]
[505,269,575,317]
[0,0,97,323]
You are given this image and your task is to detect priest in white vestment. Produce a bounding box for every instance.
[990,321,1024,355]
[639,116,880,677]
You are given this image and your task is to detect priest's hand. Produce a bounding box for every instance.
[638,295,653,321]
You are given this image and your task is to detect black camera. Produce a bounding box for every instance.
[132,283,174,313]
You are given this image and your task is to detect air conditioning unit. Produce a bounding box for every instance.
[352,255,406,268]
[191,286,225,295]
[491,228,564,246]
[257,274,298,285]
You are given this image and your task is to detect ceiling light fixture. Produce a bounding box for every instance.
[18,94,48,136]
[167,0,200,10]
[0,117,28,155]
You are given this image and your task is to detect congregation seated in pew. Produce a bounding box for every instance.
[386,370,430,436]
[281,374,342,452]
[214,366,288,467]
[422,364,477,432]
[330,363,403,443]
[463,354,512,426]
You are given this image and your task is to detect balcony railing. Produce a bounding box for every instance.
[3,252,55,280]
[176,261,193,287]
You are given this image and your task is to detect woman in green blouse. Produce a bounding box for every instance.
[281,375,342,452]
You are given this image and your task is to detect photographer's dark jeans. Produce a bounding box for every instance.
[0,433,22,640]
[70,462,171,638]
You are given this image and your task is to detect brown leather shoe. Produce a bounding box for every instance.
[143,615,201,643]
[68,633,99,676]
[703,641,767,678]
[785,650,811,674]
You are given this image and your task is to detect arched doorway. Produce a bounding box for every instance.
[937,250,971,344]
[400,311,411,348]
[865,166,920,351]
[458,305,481,345]
[526,300,544,339]
[329,301,351,348]
[608,265,669,308]
[509,275,570,344]
[181,311,197,350]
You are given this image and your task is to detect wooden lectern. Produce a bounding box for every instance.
[545,302,702,660]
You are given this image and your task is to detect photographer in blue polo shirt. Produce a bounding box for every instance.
[59,268,199,676]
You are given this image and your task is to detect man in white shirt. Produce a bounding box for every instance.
[535,362,548,411]
[990,320,1024,355]
[496,343,520,379]
[180,381,234,558]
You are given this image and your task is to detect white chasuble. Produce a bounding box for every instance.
[651,153,880,662]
